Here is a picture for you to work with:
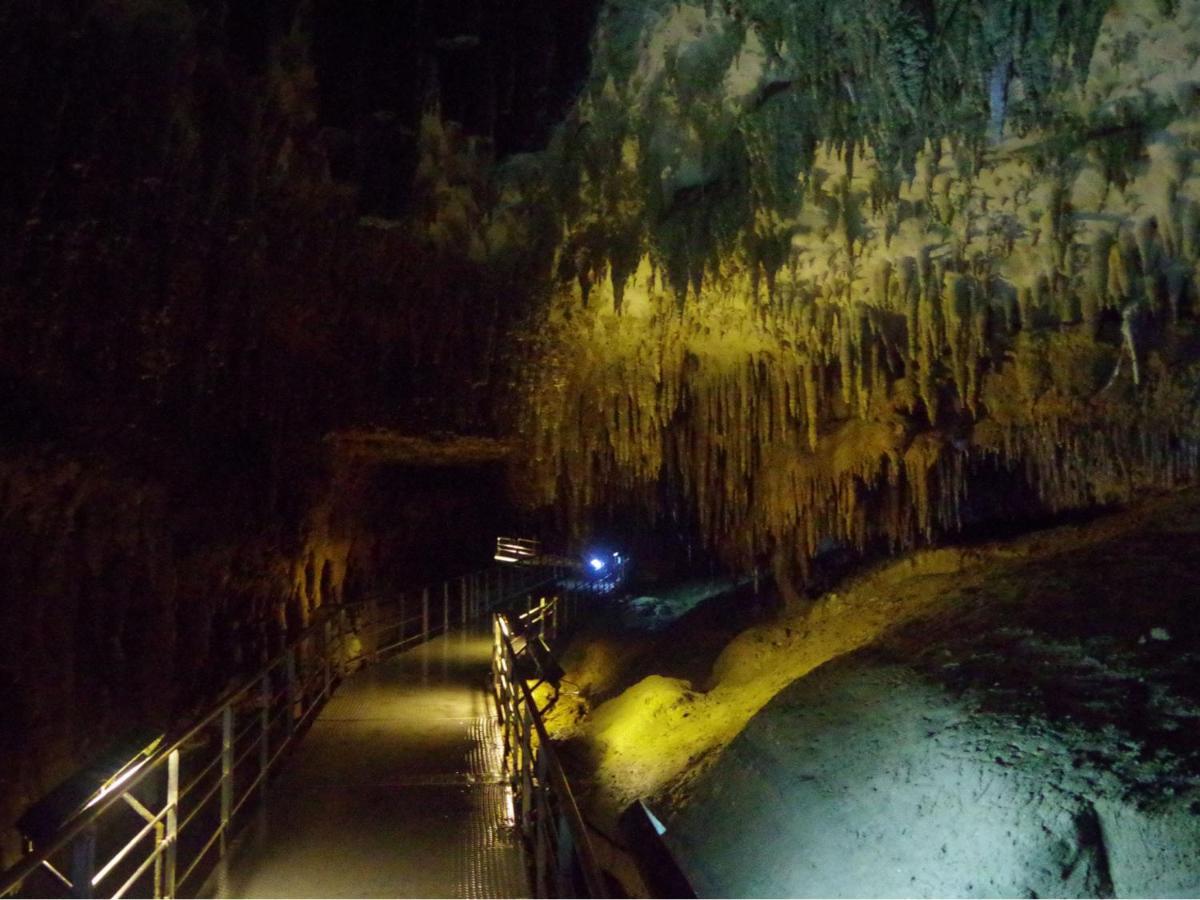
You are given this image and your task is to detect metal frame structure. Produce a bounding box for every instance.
[492,595,607,899]
[1,564,563,900]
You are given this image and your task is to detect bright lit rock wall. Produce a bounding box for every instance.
[515,0,1200,594]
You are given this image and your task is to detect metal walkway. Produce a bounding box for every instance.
[208,627,526,899]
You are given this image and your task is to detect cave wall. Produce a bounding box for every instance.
[0,0,534,863]
[513,0,1200,598]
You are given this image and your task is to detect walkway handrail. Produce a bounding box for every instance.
[1,562,563,900]
[492,600,607,899]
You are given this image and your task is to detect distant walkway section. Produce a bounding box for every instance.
[212,628,525,899]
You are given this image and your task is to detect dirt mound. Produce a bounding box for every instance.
[670,656,1198,897]
[664,494,1200,897]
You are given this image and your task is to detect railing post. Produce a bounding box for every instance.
[535,749,550,899]
[154,818,164,899]
[555,806,575,898]
[259,672,270,800]
[165,749,179,899]
[339,608,350,676]
[69,824,96,899]
[368,593,379,663]
[322,621,332,700]
[443,582,450,635]
[323,644,332,700]
[421,587,430,640]
[220,705,233,856]
[285,650,298,738]
[520,708,535,837]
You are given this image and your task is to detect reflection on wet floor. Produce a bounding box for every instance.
[209,627,526,899]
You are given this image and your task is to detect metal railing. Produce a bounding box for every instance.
[492,596,607,899]
[494,536,541,563]
[1,563,563,900]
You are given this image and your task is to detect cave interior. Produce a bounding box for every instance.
[2,0,1199,897]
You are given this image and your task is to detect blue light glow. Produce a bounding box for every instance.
[589,557,605,571]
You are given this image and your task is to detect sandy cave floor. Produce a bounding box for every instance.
[536,489,1200,896]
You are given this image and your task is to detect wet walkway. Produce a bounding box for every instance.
[211,627,526,899]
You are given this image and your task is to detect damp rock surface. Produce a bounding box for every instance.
[545,490,1200,898]
[670,659,1200,898]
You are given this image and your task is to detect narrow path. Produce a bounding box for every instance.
[211,627,526,899]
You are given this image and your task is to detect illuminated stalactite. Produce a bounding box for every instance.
[520,252,1200,589]
[513,4,1200,589]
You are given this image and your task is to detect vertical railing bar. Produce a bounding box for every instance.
[258,672,270,802]
[535,749,549,898]
[555,806,574,898]
[368,592,379,663]
[153,817,164,899]
[520,708,534,836]
[322,621,332,700]
[339,608,350,676]
[219,705,233,857]
[399,592,406,647]
[285,649,298,739]
[164,749,179,899]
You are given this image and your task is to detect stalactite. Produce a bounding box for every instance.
[510,0,1200,594]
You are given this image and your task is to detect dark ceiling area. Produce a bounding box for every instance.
[310,0,602,213]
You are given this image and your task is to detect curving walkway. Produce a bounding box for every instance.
[209,627,526,899]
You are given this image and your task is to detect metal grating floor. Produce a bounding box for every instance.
[211,629,527,899]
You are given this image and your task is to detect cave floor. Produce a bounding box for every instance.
[206,628,526,899]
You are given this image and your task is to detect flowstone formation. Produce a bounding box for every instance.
[515,0,1200,597]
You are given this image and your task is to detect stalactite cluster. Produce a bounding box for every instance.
[514,0,1200,592]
